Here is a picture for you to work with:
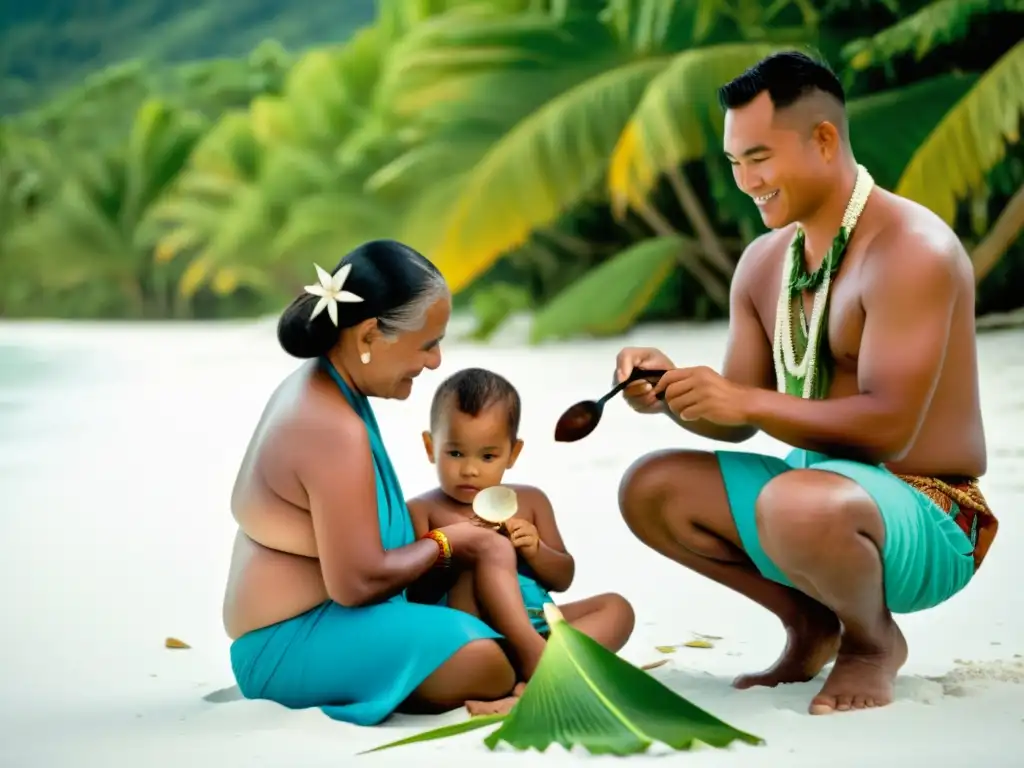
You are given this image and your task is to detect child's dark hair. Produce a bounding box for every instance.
[430,368,521,441]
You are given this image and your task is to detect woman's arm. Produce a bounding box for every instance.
[404,498,457,604]
[407,498,432,539]
[295,412,439,607]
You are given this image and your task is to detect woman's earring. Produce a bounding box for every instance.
[360,352,371,365]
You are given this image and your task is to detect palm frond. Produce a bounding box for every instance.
[895,40,1024,223]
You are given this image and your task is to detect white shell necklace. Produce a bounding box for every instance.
[772,165,875,399]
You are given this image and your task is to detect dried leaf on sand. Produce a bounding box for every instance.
[683,640,714,649]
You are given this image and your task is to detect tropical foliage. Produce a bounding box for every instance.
[2,0,1023,341]
[0,0,376,114]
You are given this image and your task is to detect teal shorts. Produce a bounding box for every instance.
[716,448,976,614]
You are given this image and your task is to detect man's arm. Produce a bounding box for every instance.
[665,236,775,443]
[746,231,959,464]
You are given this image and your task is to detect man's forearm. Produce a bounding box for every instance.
[745,388,908,463]
[662,402,757,443]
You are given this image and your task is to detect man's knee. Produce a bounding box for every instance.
[755,470,882,555]
[618,450,709,527]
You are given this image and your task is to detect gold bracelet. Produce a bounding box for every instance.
[423,530,452,568]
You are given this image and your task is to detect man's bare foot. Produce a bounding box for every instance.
[809,620,908,715]
[733,606,841,689]
[466,682,526,716]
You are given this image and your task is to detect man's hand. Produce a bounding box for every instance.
[653,366,753,426]
[615,347,675,414]
[504,518,540,558]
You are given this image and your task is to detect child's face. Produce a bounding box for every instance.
[423,404,523,505]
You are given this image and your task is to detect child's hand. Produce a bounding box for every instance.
[470,515,501,531]
[504,518,540,557]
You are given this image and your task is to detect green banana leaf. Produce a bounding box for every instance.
[429,57,667,293]
[894,40,1024,224]
[359,713,506,754]
[364,603,763,756]
[606,42,786,218]
[841,0,1024,72]
[529,235,686,343]
[847,72,979,192]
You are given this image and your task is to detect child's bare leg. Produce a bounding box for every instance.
[464,540,548,679]
[558,593,636,653]
[465,593,635,717]
[445,571,481,616]
[446,566,539,717]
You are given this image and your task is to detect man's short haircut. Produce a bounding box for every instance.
[718,50,846,110]
[429,367,521,441]
[718,51,849,141]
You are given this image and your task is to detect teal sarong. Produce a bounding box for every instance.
[518,563,554,636]
[716,448,975,614]
[229,358,499,725]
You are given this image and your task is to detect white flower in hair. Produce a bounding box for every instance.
[304,262,364,326]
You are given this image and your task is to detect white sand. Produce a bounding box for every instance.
[1,319,1022,767]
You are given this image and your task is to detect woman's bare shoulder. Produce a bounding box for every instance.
[259,366,370,476]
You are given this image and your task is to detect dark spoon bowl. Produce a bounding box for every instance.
[554,368,667,443]
[554,401,602,442]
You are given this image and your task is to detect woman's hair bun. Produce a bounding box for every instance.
[276,239,443,359]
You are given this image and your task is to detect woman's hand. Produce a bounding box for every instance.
[615,347,675,414]
[436,521,512,563]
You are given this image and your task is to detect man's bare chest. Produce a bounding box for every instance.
[751,250,868,370]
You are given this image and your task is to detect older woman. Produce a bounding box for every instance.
[223,240,519,725]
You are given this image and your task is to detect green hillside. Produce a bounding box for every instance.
[0,0,377,114]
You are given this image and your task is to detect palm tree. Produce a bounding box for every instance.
[422,0,1023,340]
[376,1,811,304]
[4,0,1022,328]
[839,0,1024,281]
[4,99,206,317]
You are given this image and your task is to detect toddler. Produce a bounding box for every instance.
[408,368,635,709]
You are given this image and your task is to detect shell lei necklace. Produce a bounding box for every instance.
[773,164,875,399]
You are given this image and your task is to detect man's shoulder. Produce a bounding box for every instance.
[866,189,968,277]
[737,227,793,271]
[731,227,793,295]
[872,190,964,256]
[740,226,794,260]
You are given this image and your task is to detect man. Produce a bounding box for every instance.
[615,51,997,715]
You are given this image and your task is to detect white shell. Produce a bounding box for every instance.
[472,485,519,524]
